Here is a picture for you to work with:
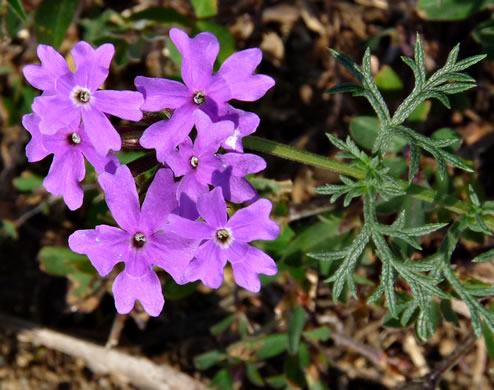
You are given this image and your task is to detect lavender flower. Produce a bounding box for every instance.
[69,165,197,316]
[30,41,144,156]
[167,111,265,220]
[166,187,279,292]
[23,113,118,210]
[166,111,232,204]
[135,27,274,162]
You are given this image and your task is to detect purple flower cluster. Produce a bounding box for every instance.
[23,42,142,209]
[23,28,278,316]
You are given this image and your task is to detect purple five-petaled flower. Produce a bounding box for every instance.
[167,110,265,215]
[68,165,197,316]
[135,27,274,162]
[166,187,279,292]
[28,41,144,157]
[23,113,119,210]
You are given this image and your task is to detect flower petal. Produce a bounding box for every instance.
[220,152,266,176]
[204,75,231,106]
[71,41,113,91]
[227,199,279,242]
[112,268,164,317]
[68,225,130,276]
[166,214,214,240]
[38,44,70,71]
[94,43,115,68]
[193,110,234,155]
[224,241,250,263]
[177,174,209,203]
[125,248,149,277]
[23,64,53,91]
[166,137,194,177]
[55,71,77,95]
[217,48,275,101]
[81,107,121,156]
[140,168,178,233]
[197,187,227,228]
[43,152,85,210]
[176,192,200,221]
[218,48,260,81]
[98,165,140,233]
[184,240,226,288]
[134,76,189,111]
[72,41,115,69]
[170,28,218,90]
[220,107,260,152]
[231,246,277,293]
[147,231,198,284]
[41,124,76,156]
[23,45,70,92]
[78,123,119,174]
[211,171,259,203]
[211,152,262,202]
[72,41,112,67]
[140,104,195,162]
[93,90,144,121]
[22,113,50,162]
[81,146,119,174]
[33,95,79,135]
[194,154,222,185]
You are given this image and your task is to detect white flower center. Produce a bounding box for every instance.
[70,132,81,145]
[214,228,233,248]
[190,156,199,168]
[193,91,205,105]
[71,86,92,107]
[132,232,147,248]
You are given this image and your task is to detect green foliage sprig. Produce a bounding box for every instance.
[308,35,494,340]
[310,136,449,332]
[328,35,482,181]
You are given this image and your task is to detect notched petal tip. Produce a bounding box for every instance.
[96,43,116,68]
[231,246,277,293]
[170,28,220,53]
[112,269,165,317]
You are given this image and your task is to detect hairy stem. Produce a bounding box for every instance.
[243,135,364,179]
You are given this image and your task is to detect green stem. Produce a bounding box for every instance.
[243,135,494,230]
[243,136,365,179]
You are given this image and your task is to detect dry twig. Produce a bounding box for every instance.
[0,313,207,390]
